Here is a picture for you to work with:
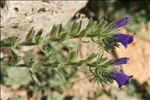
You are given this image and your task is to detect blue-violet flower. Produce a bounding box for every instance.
[112,72,133,89]
[114,33,134,48]
[113,17,129,28]
[112,57,129,65]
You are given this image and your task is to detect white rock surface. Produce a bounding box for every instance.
[0,0,87,39]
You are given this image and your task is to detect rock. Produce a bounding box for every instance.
[0,0,88,39]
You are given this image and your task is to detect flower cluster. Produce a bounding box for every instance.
[113,17,134,48]
[111,57,133,89]
[111,17,134,89]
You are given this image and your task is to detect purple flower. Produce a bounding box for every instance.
[114,33,134,48]
[113,17,129,28]
[112,57,129,65]
[112,72,133,89]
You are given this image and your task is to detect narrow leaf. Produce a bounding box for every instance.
[54,68,66,82]
[60,32,67,41]
[79,29,87,37]
[9,49,21,65]
[86,53,97,63]
[86,18,97,34]
[34,29,43,44]
[50,24,62,39]
[70,21,82,36]
[69,49,78,61]
[29,70,40,86]
[26,27,35,43]
[0,36,18,47]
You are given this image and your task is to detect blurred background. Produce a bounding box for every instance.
[1,0,150,100]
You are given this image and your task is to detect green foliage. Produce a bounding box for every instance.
[100,36,119,52]
[25,27,43,45]
[86,18,97,34]
[1,1,149,99]
[0,36,18,47]
[29,69,40,86]
[68,48,78,62]
[80,0,150,41]
[49,24,62,40]
[70,21,82,36]
[9,49,21,65]
[25,57,35,67]
[87,53,114,85]
[0,17,124,95]
[26,27,35,43]
[34,29,43,44]
[4,67,31,85]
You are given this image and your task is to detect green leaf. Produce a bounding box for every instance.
[100,36,119,52]
[5,67,31,85]
[79,29,87,37]
[70,21,82,36]
[90,68,114,85]
[87,53,114,85]
[9,49,21,65]
[34,29,43,44]
[54,68,66,82]
[47,95,64,100]
[50,25,57,38]
[68,49,78,61]
[28,58,35,67]
[86,18,97,34]
[60,32,67,41]
[0,36,18,47]
[50,24,62,39]
[24,55,35,67]
[26,27,35,43]
[40,43,52,56]
[86,53,97,63]
[29,70,40,86]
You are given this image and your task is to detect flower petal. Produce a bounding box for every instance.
[112,72,133,89]
[112,57,129,65]
[113,17,129,28]
[114,33,134,48]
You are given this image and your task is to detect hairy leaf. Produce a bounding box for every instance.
[0,36,18,47]
[50,24,62,40]
[9,49,21,65]
[34,29,43,44]
[70,21,82,36]
[26,27,35,43]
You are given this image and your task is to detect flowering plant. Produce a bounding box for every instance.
[0,17,134,89]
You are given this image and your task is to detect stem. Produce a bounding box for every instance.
[1,63,28,68]
[70,74,92,84]
[19,42,36,46]
[0,34,99,48]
